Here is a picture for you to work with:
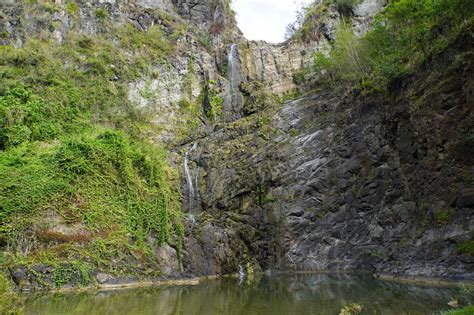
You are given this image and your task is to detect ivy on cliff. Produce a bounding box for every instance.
[0,2,184,282]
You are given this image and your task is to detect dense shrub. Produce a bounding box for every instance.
[0,127,183,265]
[311,0,474,92]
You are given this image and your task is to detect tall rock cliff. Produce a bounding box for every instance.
[170,0,474,281]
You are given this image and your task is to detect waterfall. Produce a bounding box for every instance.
[238,264,246,285]
[184,151,193,200]
[194,165,201,205]
[184,142,198,209]
[228,44,239,93]
[225,44,243,120]
[238,264,245,278]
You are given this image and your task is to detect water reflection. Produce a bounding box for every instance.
[23,273,470,315]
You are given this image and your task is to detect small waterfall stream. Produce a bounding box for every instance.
[238,264,245,278]
[225,44,243,120]
[194,165,201,205]
[238,264,246,284]
[228,44,239,93]
[184,142,198,210]
[188,213,196,224]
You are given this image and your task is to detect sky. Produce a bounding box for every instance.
[231,0,313,43]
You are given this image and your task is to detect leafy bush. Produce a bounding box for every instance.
[241,80,271,114]
[53,262,92,288]
[0,128,183,268]
[313,23,368,86]
[0,143,69,222]
[368,0,472,84]
[117,24,173,64]
[209,95,223,121]
[339,303,363,314]
[66,1,79,15]
[286,0,361,41]
[95,8,108,19]
[308,0,474,93]
[0,88,66,149]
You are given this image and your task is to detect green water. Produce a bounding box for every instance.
[23,273,471,315]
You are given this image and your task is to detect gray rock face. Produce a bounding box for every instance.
[156,245,181,276]
[136,0,173,10]
[171,0,216,26]
[354,0,387,17]
[96,272,114,284]
[179,38,474,280]
[241,39,328,96]
[271,94,473,280]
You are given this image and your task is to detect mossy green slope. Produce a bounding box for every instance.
[0,1,184,289]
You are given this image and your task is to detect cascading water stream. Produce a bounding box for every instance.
[228,44,239,93]
[194,165,201,205]
[184,142,198,210]
[226,43,243,117]
[238,264,246,285]
[238,264,245,278]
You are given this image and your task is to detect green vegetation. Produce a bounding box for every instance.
[0,92,183,279]
[309,0,473,94]
[286,1,328,42]
[0,1,184,289]
[53,262,92,288]
[66,1,79,16]
[95,8,108,19]
[439,305,474,315]
[339,303,363,315]
[116,24,174,66]
[435,209,454,225]
[182,59,197,101]
[286,0,361,41]
[313,24,368,87]
[0,274,22,314]
[203,80,223,122]
[208,95,224,122]
[458,239,474,256]
[197,33,212,51]
[241,81,270,114]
